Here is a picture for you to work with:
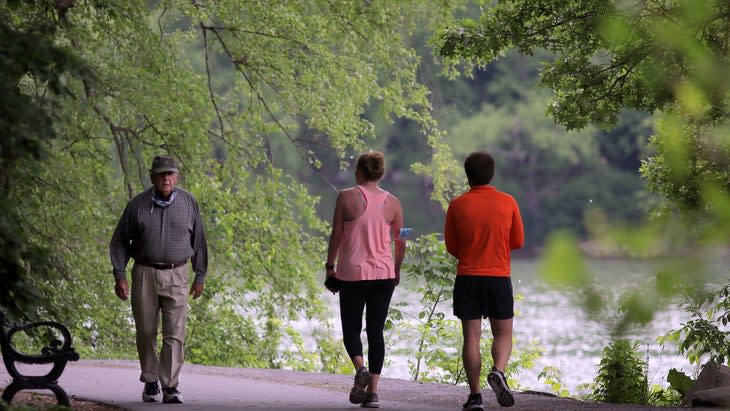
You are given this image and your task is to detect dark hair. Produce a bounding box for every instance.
[356,151,385,182]
[464,151,495,185]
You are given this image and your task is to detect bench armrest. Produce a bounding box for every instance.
[2,320,79,364]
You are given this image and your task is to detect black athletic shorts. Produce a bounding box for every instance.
[453,275,514,320]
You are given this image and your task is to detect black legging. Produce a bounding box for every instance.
[338,279,396,374]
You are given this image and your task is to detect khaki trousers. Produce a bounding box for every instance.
[131,263,189,389]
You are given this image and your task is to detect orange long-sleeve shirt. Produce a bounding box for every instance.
[444,185,524,276]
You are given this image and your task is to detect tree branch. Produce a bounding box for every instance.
[200,24,311,50]
[157,5,168,46]
[525,11,595,39]
[206,26,338,191]
[200,22,227,143]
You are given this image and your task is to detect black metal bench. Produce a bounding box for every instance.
[0,310,80,407]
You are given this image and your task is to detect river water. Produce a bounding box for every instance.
[317,257,728,394]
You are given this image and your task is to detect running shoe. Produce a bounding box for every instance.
[162,386,184,404]
[349,366,372,404]
[487,367,515,407]
[361,392,380,408]
[462,392,483,410]
[142,381,160,402]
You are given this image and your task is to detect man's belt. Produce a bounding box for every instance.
[138,260,188,270]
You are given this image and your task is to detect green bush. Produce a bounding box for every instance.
[537,366,571,397]
[592,339,648,404]
[660,283,730,366]
[648,383,682,407]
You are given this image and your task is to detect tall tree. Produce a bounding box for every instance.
[1,0,464,368]
[433,0,730,333]
[0,0,89,320]
[435,0,730,218]
[432,50,649,248]
[447,90,648,246]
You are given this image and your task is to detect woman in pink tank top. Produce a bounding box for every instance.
[325,151,406,408]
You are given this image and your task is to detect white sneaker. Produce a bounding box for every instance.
[162,387,184,404]
[142,381,161,402]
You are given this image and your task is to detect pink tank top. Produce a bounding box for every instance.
[336,186,395,281]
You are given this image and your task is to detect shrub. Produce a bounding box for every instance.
[592,339,648,404]
[660,282,730,366]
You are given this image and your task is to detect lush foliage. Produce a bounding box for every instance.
[0,0,89,321]
[436,0,730,128]
[393,234,458,382]
[440,65,648,244]
[296,26,652,248]
[647,383,683,407]
[537,366,571,397]
[0,0,463,371]
[434,2,730,383]
[591,339,649,404]
[3,0,711,396]
[435,0,730,248]
[660,283,730,366]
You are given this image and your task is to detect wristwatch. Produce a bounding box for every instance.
[325,263,335,270]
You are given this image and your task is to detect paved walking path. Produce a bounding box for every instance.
[0,360,717,410]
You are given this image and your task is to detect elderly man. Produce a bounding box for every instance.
[110,155,208,404]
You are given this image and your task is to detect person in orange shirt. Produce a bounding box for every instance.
[444,151,524,410]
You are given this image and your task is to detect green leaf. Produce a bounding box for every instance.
[540,230,590,287]
[666,368,694,397]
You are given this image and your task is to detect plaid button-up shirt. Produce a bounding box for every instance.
[110,187,208,283]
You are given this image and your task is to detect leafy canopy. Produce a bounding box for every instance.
[434,1,730,348]
[1,0,463,371]
[436,0,730,130]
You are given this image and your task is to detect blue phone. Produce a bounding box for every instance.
[398,227,413,240]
